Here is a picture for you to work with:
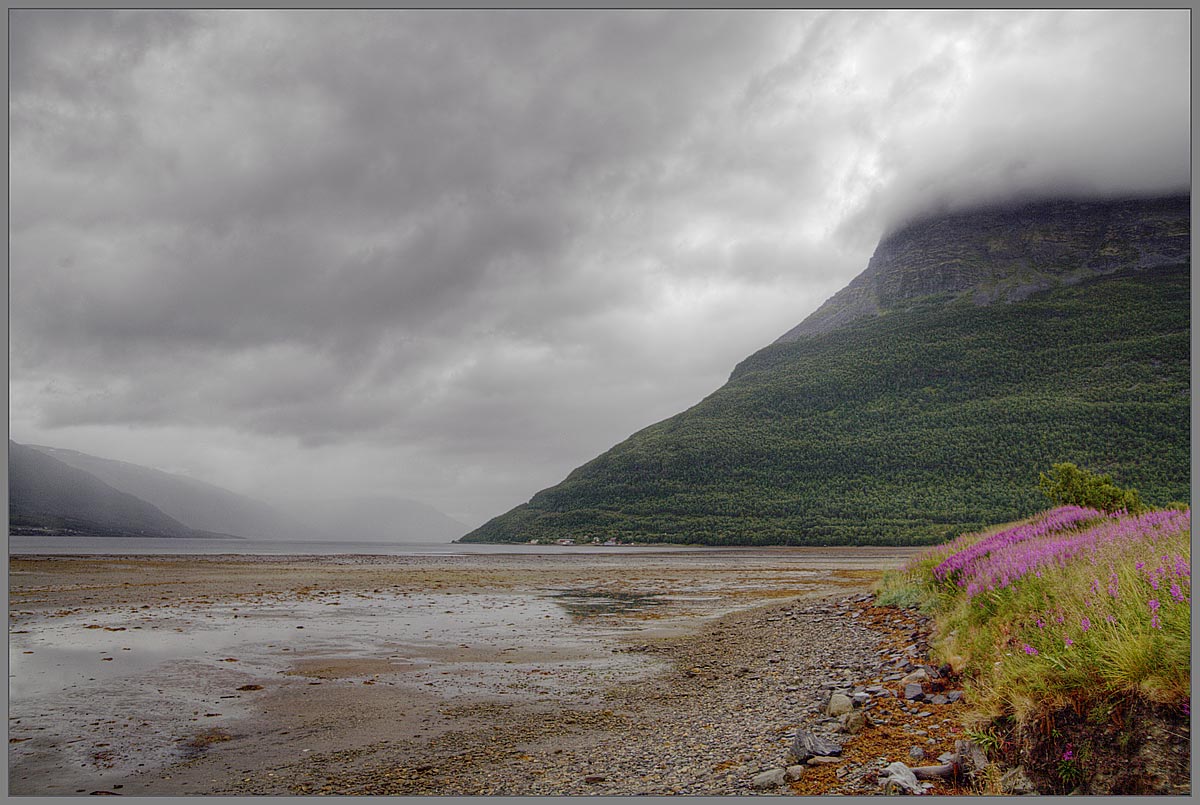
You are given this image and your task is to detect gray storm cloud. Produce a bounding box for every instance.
[8,9,1189,525]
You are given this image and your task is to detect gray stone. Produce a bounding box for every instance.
[790,728,842,763]
[838,710,868,735]
[807,756,842,766]
[946,690,964,703]
[784,765,806,782]
[751,768,788,790]
[899,667,929,686]
[929,694,949,706]
[827,693,854,716]
[1000,766,1037,795]
[903,683,925,700]
[852,692,872,706]
[909,746,926,761]
[879,761,921,795]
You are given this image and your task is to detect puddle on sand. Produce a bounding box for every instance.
[548,588,669,617]
[7,589,663,795]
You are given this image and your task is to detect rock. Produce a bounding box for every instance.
[899,668,929,686]
[751,768,787,789]
[946,690,964,703]
[785,765,806,782]
[852,692,872,706]
[827,693,854,716]
[1000,766,1037,795]
[583,775,606,784]
[908,746,926,761]
[839,710,868,735]
[916,711,933,718]
[954,739,989,777]
[236,684,264,691]
[929,694,949,706]
[903,683,925,701]
[790,728,842,762]
[807,756,842,766]
[879,761,921,795]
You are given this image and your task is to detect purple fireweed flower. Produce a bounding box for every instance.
[1151,613,1162,629]
[1106,615,1117,625]
[1150,576,1160,590]
[1064,637,1074,648]
[1136,561,1145,570]
[1080,617,1091,632]
[1149,599,1161,613]
[1174,555,1190,578]
[1062,747,1075,761]
[1036,618,1045,629]
[941,508,1190,601]
[1055,614,1064,624]
[1170,583,1185,603]
[1022,644,1038,656]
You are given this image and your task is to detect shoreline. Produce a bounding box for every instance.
[9,548,936,796]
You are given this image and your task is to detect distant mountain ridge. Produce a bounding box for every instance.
[29,444,322,541]
[9,440,240,539]
[462,194,1190,546]
[14,443,467,543]
[778,195,1189,341]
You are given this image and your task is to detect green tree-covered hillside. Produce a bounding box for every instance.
[463,261,1188,545]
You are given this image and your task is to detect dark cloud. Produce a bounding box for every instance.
[9,10,1189,526]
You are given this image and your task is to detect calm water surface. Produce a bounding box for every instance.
[7,536,714,556]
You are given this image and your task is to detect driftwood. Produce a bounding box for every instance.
[911,762,959,780]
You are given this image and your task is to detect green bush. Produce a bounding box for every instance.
[1038,462,1145,514]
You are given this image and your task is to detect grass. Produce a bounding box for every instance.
[876,506,1191,722]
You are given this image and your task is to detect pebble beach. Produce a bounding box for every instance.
[4,546,986,797]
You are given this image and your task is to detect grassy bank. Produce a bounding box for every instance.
[876,506,1191,794]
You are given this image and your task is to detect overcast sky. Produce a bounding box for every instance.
[9,9,1190,529]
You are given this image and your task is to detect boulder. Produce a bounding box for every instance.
[903,683,925,701]
[785,765,806,782]
[929,694,949,706]
[790,728,842,763]
[879,761,921,795]
[1000,766,1037,795]
[899,668,930,686]
[839,710,868,735]
[751,768,787,790]
[827,693,854,716]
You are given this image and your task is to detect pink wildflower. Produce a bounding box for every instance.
[1064,637,1074,648]
[1170,582,1185,603]
[1022,644,1038,656]
[1080,616,1091,632]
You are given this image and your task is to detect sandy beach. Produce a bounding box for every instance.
[9,546,930,796]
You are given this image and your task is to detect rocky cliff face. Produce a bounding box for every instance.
[777,195,1189,342]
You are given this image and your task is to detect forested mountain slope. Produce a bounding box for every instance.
[462,196,1189,546]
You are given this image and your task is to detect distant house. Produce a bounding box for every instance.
[555,538,575,546]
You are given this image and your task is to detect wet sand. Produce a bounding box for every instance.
[8,547,917,796]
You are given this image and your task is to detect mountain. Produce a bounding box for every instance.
[8,441,240,539]
[28,444,322,541]
[461,195,1190,546]
[284,496,467,542]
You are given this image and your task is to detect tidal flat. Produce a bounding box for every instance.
[9,547,917,796]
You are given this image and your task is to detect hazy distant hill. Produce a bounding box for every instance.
[26,444,466,543]
[29,444,322,541]
[285,496,467,542]
[462,195,1189,546]
[9,440,238,539]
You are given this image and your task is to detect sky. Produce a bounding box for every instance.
[9,9,1191,530]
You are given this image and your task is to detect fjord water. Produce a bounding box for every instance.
[7,535,706,556]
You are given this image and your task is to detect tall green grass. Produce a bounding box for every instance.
[876,507,1191,723]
